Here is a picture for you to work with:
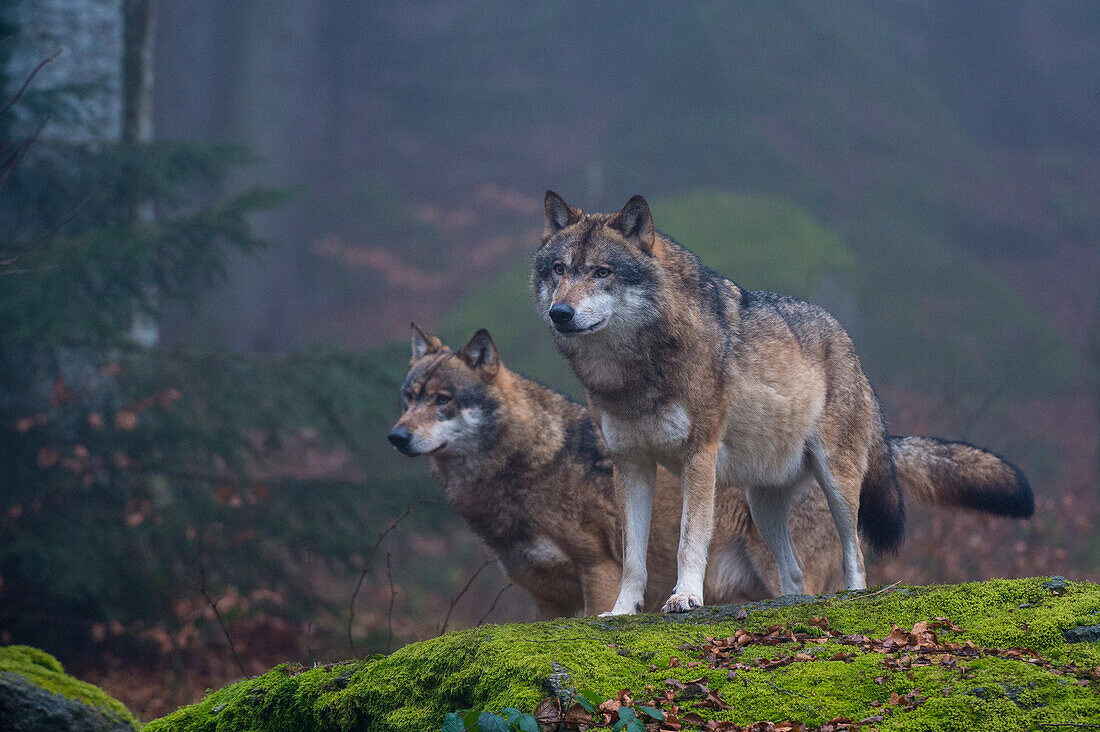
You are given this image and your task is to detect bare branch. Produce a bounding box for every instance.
[0,118,45,188]
[305,547,314,665]
[476,582,514,627]
[438,557,493,636]
[347,500,430,658]
[0,189,99,267]
[0,48,61,118]
[199,564,247,677]
[384,552,397,654]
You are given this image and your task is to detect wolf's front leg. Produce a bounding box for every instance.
[664,441,719,612]
[602,458,656,616]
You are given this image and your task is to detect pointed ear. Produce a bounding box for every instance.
[610,194,655,254]
[458,329,500,379]
[410,322,443,361]
[544,190,581,237]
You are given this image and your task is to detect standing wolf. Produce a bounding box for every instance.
[531,191,1032,615]
[388,324,845,618]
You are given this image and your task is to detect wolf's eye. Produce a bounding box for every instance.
[434,394,452,406]
[403,389,416,403]
[594,267,612,278]
[552,263,565,276]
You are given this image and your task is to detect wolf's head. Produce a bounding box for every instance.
[531,191,661,340]
[388,325,503,458]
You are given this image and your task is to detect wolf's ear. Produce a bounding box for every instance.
[410,322,443,361]
[611,195,655,255]
[459,329,500,379]
[544,190,581,237]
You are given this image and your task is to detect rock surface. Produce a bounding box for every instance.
[146,577,1100,732]
[0,645,138,732]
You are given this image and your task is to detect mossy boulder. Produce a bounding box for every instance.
[147,577,1100,731]
[0,644,139,731]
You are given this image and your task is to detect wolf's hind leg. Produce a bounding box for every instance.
[602,458,656,616]
[581,560,624,616]
[807,436,866,590]
[745,482,804,596]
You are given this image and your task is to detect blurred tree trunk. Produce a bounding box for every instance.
[122,0,155,144]
[123,0,159,345]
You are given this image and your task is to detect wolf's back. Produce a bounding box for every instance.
[889,436,1033,517]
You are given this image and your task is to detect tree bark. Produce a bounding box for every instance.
[122,0,155,144]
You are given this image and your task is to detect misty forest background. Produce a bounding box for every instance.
[2,0,1099,721]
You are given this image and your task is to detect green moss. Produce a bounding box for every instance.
[0,644,139,729]
[147,578,1100,731]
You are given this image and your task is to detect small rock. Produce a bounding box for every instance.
[545,662,574,703]
[1064,624,1100,644]
[1042,576,1068,593]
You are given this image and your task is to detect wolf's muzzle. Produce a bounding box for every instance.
[388,426,417,456]
[549,302,575,325]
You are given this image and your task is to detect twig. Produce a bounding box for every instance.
[0,48,61,117]
[0,118,45,188]
[438,558,493,636]
[767,670,821,721]
[0,188,99,266]
[844,581,901,601]
[305,547,314,665]
[385,552,397,654]
[199,565,247,677]
[476,582,514,627]
[767,670,813,700]
[347,500,429,658]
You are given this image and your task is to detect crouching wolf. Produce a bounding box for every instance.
[532,191,1033,614]
[388,324,846,618]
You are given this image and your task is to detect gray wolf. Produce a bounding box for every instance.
[531,191,1032,614]
[388,324,1030,618]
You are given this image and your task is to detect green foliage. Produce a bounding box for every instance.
[0,645,139,729]
[145,577,1100,731]
[0,44,437,660]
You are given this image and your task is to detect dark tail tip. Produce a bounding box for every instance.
[858,480,905,555]
[970,462,1034,518]
[858,443,905,555]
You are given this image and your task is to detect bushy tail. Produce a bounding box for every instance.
[857,435,905,555]
[888,436,1033,517]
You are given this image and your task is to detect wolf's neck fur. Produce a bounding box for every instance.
[558,235,738,412]
[426,368,591,549]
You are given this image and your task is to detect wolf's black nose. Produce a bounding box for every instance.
[549,303,575,325]
[388,427,412,451]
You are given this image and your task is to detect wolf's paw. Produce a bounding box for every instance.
[599,600,644,616]
[661,593,702,613]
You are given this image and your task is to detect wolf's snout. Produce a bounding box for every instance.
[388,426,415,455]
[549,302,575,325]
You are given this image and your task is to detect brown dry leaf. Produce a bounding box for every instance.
[534,697,561,726]
[563,702,592,728]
